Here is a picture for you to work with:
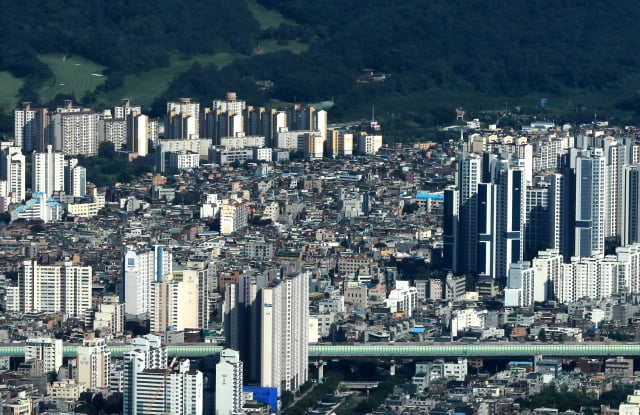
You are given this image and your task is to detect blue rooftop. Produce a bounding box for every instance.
[416,192,444,201]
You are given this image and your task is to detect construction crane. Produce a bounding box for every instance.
[143,356,179,414]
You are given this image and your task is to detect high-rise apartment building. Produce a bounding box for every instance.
[93,295,125,337]
[17,260,92,318]
[220,199,248,235]
[454,153,482,274]
[213,92,246,115]
[50,101,100,156]
[623,164,640,246]
[260,271,309,394]
[446,153,527,280]
[100,116,127,150]
[574,149,607,257]
[224,272,268,384]
[357,132,383,155]
[63,158,87,197]
[124,334,202,415]
[15,102,50,152]
[126,112,149,156]
[115,99,142,120]
[525,181,550,260]
[150,270,199,333]
[122,245,172,317]
[0,142,25,205]
[77,334,111,390]
[547,173,570,260]
[166,98,200,139]
[24,337,63,374]
[303,132,324,160]
[494,159,526,281]
[443,187,459,271]
[32,145,64,195]
[215,349,244,415]
[328,129,354,157]
[476,182,496,278]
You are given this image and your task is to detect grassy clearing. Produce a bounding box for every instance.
[96,53,243,109]
[38,54,106,102]
[0,72,23,111]
[256,39,308,55]
[247,1,298,29]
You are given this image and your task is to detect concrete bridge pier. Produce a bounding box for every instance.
[314,359,327,382]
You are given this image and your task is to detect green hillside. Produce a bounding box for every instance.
[96,53,243,110]
[0,72,23,111]
[3,0,640,138]
[38,54,106,103]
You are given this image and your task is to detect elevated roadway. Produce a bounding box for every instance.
[1,343,640,358]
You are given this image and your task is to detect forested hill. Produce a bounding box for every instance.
[4,0,640,137]
[261,0,640,94]
[0,0,260,99]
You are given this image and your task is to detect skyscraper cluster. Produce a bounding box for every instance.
[445,129,640,303]
[14,100,156,157]
[224,269,310,397]
[5,260,92,318]
[123,334,203,415]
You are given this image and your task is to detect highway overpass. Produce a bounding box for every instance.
[1,343,640,358]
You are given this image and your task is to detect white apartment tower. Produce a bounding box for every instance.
[64,158,87,197]
[77,335,111,390]
[494,159,526,280]
[456,153,482,274]
[531,249,563,301]
[123,245,172,317]
[623,164,640,247]
[0,142,26,205]
[127,112,149,156]
[15,102,50,152]
[574,149,607,257]
[25,337,63,374]
[357,133,383,155]
[215,349,244,415]
[115,99,142,119]
[32,145,64,195]
[100,116,127,150]
[384,280,418,316]
[124,334,202,415]
[167,98,200,139]
[220,199,248,235]
[548,173,568,257]
[150,270,199,333]
[18,260,92,318]
[51,101,100,156]
[260,271,309,394]
[476,182,496,278]
[604,138,626,238]
[93,295,125,337]
[213,92,246,115]
[506,261,535,307]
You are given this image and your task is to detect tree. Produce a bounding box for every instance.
[98,141,115,159]
[0,212,11,224]
[281,390,294,408]
[30,223,45,233]
[402,202,419,215]
[538,328,547,342]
